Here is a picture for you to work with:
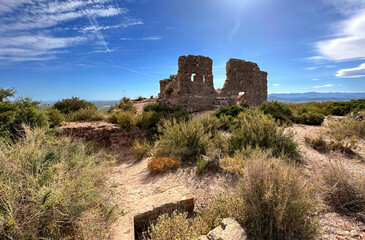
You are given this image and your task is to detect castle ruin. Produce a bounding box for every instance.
[158,55,267,112]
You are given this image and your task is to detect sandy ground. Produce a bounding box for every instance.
[65,114,365,239]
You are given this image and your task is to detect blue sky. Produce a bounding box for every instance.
[0,0,365,101]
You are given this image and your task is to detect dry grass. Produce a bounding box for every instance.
[305,135,356,155]
[0,127,115,239]
[147,157,180,174]
[323,160,365,214]
[131,139,152,160]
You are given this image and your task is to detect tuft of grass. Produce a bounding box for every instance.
[305,135,356,155]
[229,110,299,161]
[131,139,152,160]
[0,127,115,239]
[148,157,180,174]
[323,160,365,214]
[195,156,208,175]
[142,211,206,240]
[153,119,211,162]
[328,118,365,139]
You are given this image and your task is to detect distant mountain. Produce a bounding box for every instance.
[268,92,365,103]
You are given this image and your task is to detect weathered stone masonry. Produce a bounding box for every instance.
[158,55,267,112]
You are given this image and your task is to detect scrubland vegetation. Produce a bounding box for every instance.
[0,127,114,239]
[1,86,365,239]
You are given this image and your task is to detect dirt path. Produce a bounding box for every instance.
[290,118,365,240]
[107,156,230,239]
[72,115,365,239]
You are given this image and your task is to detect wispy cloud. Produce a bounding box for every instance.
[272,84,280,86]
[336,63,365,78]
[312,78,320,81]
[312,1,365,61]
[120,36,163,40]
[312,84,334,88]
[305,66,319,70]
[0,0,141,62]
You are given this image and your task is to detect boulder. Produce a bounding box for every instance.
[200,218,247,240]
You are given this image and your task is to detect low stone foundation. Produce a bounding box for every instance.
[58,122,145,149]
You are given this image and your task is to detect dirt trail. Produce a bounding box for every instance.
[107,156,230,239]
[290,118,365,240]
[95,115,365,239]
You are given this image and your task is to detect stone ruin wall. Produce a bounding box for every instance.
[158,55,267,112]
[58,123,145,150]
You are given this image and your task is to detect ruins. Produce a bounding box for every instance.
[158,55,268,112]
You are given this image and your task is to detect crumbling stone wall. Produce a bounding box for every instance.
[158,55,267,112]
[221,59,268,106]
[58,122,145,150]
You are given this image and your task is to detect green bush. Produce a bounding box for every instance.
[131,140,152,160]
[0,88,48,140]
[109,110,136,130]
[295,111,325,125]
[0,127,115,239]
[259,101,293,124]
[154,119,211,162]
[229,110,299,161]
[53,97,97,115]
[70,107,104,121]
[212,105,246,121]
[109,97,137,113]
[46,108,65,127]
[138,103,189,139]
[326,99,365,116]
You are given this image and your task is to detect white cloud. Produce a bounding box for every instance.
[305,67,319,70]
[272,84,280,86]
[120,36,163,40]
[312,78,320,81]
[336,63,365,78]
[0,0,141,62]
[312,84,334,88]
[313,2,365,61]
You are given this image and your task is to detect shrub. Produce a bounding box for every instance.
[53,97,97,114]
[131,139,152,160]
[295,111,325,125]
[0,127,115,239]
[147,157,180,174]
[328,118,365,139]
[323,160,365,214]
[70,107,104,121]
[109,97,136,113]
[212,105,246,121]
[259,101,293,124]
[201,156,318,240]
[136,111,164,138]
[238,157,318,239]
[46,108,65,127]
[154,119,211,162]
[229,110,299,161]
[109,110,136,130]
[134,96,145,101]
[0,88,48,140]
[305,135,355,155]
[142,211,206,240]
[196,156,208,175]
[139,103,190,139]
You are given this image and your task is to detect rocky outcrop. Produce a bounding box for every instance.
[200,218,247,240]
